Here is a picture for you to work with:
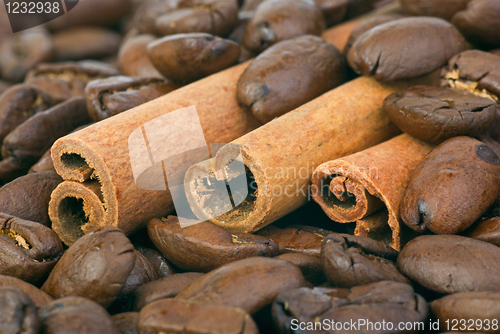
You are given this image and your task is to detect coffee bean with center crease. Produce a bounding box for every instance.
[400,0,470,21]
[138,299,259,334]
[452,0,500,47]
[112,312,139,334]
[237,35,346,124]
[321,233,409,288]
[383,86,497,144]
[148,216,278,272]
[0,286,39,334]
[0,171,61,226]
[147,33,240,84]
[42,227,136,308]
[347,17,466,82]
[176,257,307,314]
[398,235,500,293]
[0,275,53,308]
[136,247,176,278]
[38,297,121,334]
[242,0,326,53]
[401,137,500,234]
[155,0,239,37]
[128,0,181,35]
[441,50,500,103]
[85,76,180,121]
[0,213,63,285]
[0,97,92,181]
[272,281,428,334]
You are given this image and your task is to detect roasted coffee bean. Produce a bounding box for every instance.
[176,257,306,314]
[0,97,92,181]
[42,227,136,308]
[242,0,326,53]
[452,0,500,47]
[401,0,470,20]
[344,14,406,55]
[0,213,63,285]
[147,33,240,84]
[430,291,500,332]
[257,225,331,257]
[347,17,466,82]
[138,299,258,334]
[272,281,428,334]
[136,247,175,278]
[116,251,158,305]
[0,84,64,145]
[321,233,408,288]
[129,0,181,35]
[398,235,500,293]
[401,137,500,234]
[466,217,500,246]
[155,0,238,37]
[85,76,179,121]
[28,149,55,174]
[46,0,131,31]
[52,27,122,61]
[0,286,39,334]
[112,312,139,334]
[26,60,120,98]
[314,0,349,26]
[118,35,164,79]
[441,50,500,103]
[237,35,346,123]
[133,272,204,311]
[0,275,53,308]
[492,48,500,57]
[241,0,264,11]
[384,86,497,144]
[0,171,61,226]
[276,253,325,285]
[0,28,53,82]
[148,216,277,272]
[38,297,120,334]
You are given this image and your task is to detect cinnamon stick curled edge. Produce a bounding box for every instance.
[310,134,434,250]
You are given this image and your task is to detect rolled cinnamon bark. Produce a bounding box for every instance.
[310,134,434,250]
[49,3,403,245]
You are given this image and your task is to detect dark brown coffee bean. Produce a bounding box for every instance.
[176,257,306,314]
[0,28,53,82]
[347,17,466,82]
[242,0,326,53]
[384,86,497,144]
[430,291,500,332]
[398,235,500,293]
[272,281,427,334]
[0,275,53,308]
[52,27,122,61]
[0,286,39,334]
[38,297,120,334]
[147,33,240,84]
[257,225,332,257]
[118,35,164,79]
[42,227,136,308]
[466,217,500,246]
[133,272,204,311]
[237,35,346,124]
[28,149,55,174]
[155,0,238,37]
[138,299,259,334]
[344,14,406,56]
[129,0,181,35]
[0,97,92,181]
[119,251,159,301]
[314,0,349,26]
[401,0,470,20]
[136,247,175,278]
[452,0,500,47]
[401,137,500,234]
[0,213,63,285]
[85,76,180,121]
[0,84,64,145]
[148,216,278,272]
[276,253,325,285]
[441,50,500,103]
[112,312,139,334]
[321,233,408,288]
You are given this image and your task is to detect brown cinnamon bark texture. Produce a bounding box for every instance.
[49,3,403,246]
[310,134,435,250]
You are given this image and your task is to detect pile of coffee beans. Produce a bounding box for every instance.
[0,0,500,333]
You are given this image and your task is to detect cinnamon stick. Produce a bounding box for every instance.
[310,134,434,250]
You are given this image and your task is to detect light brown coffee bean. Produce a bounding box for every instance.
[0,286,39,334]
[112,312,139,334]
[118,35,164,79]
